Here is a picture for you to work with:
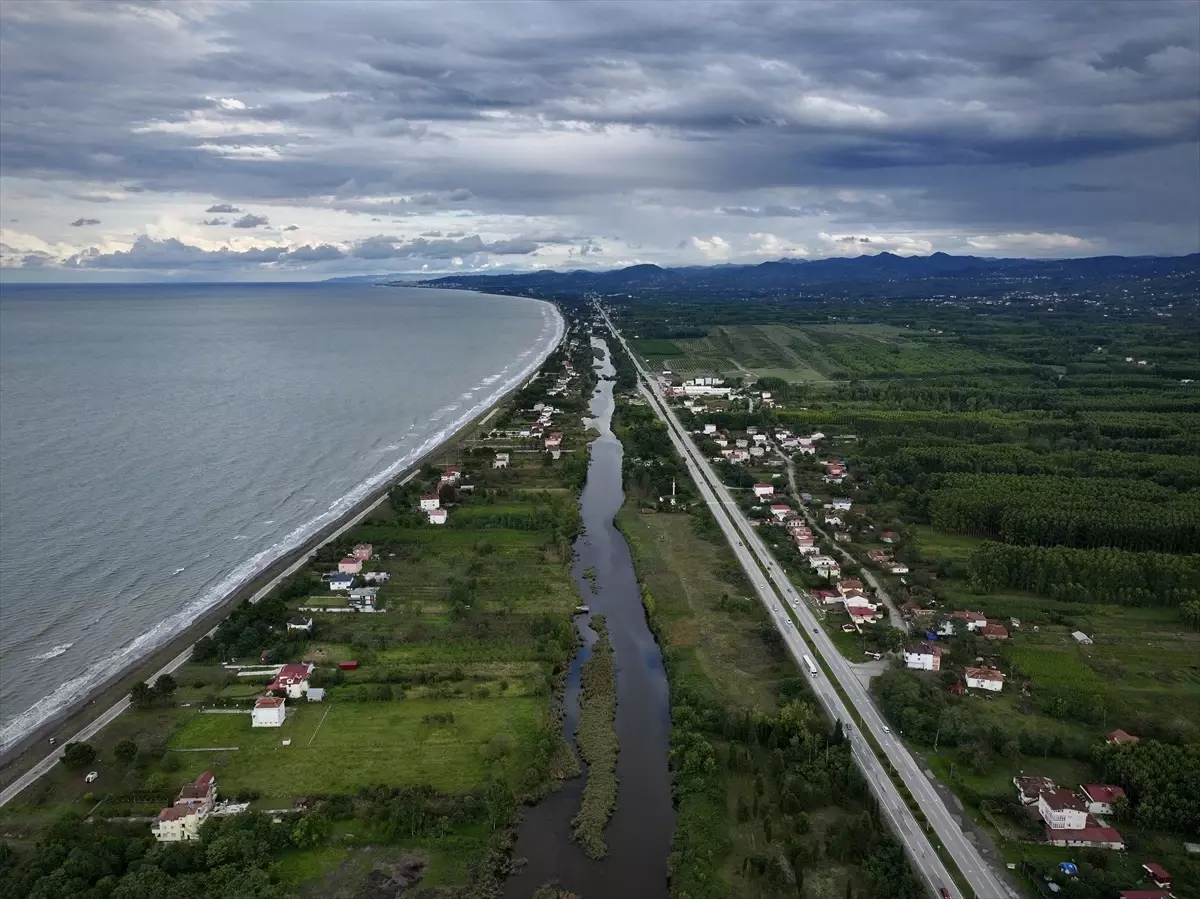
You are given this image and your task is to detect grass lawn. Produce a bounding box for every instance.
[912,525,987,562]
[618,508,787,710]
[168,698,541,804]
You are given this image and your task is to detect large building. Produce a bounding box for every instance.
[252,695,286,727]
[903,643,943,672]
[151,771,216,842]
[1038,788,1088,831]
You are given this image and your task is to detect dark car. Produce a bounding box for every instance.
[939,889,952,899]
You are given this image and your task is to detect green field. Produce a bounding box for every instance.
[168,699,539,803]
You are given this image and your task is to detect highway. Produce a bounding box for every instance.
[599,303,1014,899]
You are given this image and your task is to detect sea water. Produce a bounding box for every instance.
[0,283,561,751]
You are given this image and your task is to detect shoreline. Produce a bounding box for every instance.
[0,301,564,801]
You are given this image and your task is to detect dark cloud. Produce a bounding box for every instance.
[231,213,269,229]
[202,217,227,226]
[0,0,1197,273]
[283,224,299,231]
[69,217,101,227]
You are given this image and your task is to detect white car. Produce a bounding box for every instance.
[85,771,98,783]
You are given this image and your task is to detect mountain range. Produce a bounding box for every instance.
[398,251,1199,297]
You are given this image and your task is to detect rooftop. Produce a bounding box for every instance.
[1040,788,1086,812]
[1080,783,1126,804]
[255,696,285,708]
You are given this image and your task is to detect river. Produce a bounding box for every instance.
[504,336,674,899]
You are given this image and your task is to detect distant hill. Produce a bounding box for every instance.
[406,251,1200,297]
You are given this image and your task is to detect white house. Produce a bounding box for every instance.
[1079,783,1126,816]
[937,610,987,635]
[267,662,313,699]
[252,695,287,727]
[151,771,216,842]
[769,504,792,521]
[888,563,910,575]
[337,557,363,575]
[832,498,852,511]
[703,423,717,435]
[823,514,843,527]
[544,432,563,448]
[1038,789,1089,830]
[965,667,1005,692]
[286,617,313,632]
[493,453,510,469]
[440,468,461,484]
[428,508,448,525]
[903,644,943,671]
[329,573,354,591]
[419,494,441,511]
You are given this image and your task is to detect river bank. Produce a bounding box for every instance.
[0,303,564,800]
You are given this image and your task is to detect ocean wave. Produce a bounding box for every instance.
[32,643,73,662]
[0,300,564,754]
[173,567,186,575]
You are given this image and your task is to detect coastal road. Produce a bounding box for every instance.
[0,469,418,809]
[599,304,1015,899]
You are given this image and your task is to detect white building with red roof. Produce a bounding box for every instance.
[267,662,313,698]
[544,432,563,448]
[1079,783,1126,816]
[440,468,462,484]
[965,667,1005,692]
[1044,821,1125,850]
[151,771,216,842]
[753,483,775,499]
[428,508,448,525]
[252,695,286,727]
[937,610,987,635]
[1038,788,1088,830]
[903,643,943,671]
[352,543,373,561]
[768,504,791,521]
[419,493,440,511]
[1142,863,1172,890]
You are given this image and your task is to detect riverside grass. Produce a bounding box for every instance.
[571,614,618,858]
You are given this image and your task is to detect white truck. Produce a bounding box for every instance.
[803,655,818,678]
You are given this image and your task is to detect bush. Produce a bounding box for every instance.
[60,742,96,770]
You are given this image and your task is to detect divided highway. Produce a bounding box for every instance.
[599,304,1015,899]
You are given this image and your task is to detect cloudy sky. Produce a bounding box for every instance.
[1,0,1198,281]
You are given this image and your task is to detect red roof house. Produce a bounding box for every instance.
[1106,728,1140,745]
[982,623,1010,640]
[267,662,313,698]
[1142,863,1171,889]
[1079,783,1126,814]
[338,660,358,670]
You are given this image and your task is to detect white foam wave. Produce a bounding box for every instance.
[32,643,73,662]
[173,567,186,575]
[0,299,564,754]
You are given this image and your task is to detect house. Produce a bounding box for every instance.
[837,579,865,597]
[846,605,880,625]
[1073,631,1094,645]
[419,494,440,511]
[703,423,717,435]
[1044,822,1125,849]
[881,531,899,544]
[750,445,765,458]
[252,695,287,727]
[752,433,769,445]
[306,687,325,703]
[329,573,354,591]
[982,623,1010,640]
[814,589,842,606]
[769,504,792,521]
[338,557,363,575]
[544,432,563,448]
[937,610,987,635]
[1106,729,1140,745]
[428,508,448,525]
[1079,783,1126,816]
[903,644,943,671]
[834,531,851,543]
[493,453,510,469]
[823,514,843,527]
[338,660,358,670]
[267,662,313,698]
[888,563,910,575]
[1013,775,1056,805]
[735,438,749,449]
[1039,788,1089,830]
[286,617,313,632]
[348,587,378,608]
[753,482,775,499]
[832,498,852,511]
[965,667,1005,692]
[361,571,390,583]
[800,492,813,503]
[352,543,373,561]
[1142,863,1172,890]
[152,772,216,842]
[440,468,461,484]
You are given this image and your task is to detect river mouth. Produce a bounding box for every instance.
[503,337,674,899]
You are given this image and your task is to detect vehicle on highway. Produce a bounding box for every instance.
[802,654,818,677]
[940,889,952,899]
[882,725,890,733]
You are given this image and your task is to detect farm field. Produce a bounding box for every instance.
[611,290,1200,898]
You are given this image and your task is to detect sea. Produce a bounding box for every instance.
[0,283,563,753]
